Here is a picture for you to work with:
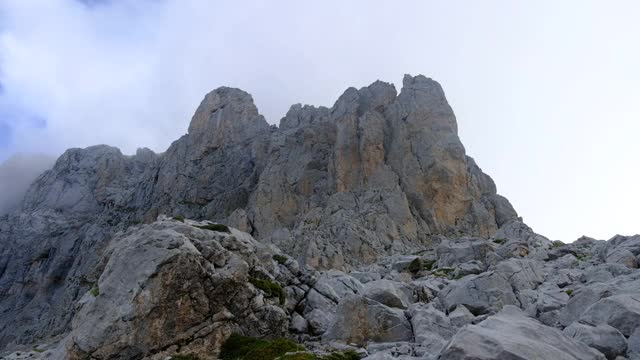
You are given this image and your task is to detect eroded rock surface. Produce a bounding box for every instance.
[0,76,638,360]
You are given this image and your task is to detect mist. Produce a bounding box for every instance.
[0,0,639,241]
[0,153,55,215]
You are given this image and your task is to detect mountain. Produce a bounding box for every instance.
[0,75,636,360]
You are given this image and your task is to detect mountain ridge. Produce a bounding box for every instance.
[0,74,526,357]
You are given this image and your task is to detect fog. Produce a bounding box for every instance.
[1,0,639,241]
[0,153,55,215]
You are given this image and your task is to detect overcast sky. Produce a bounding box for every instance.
[0,0,638,241]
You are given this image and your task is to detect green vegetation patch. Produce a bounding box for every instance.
[280,350,360,360]
[423,259,436,271]
[219,334,303,360]
[194,222,231,233]
[493,238,506,245]
[170,355,198,360]
[90,284,99,297]
[173,215,185,223]
[565,289,574,297]
[407,258,423,273]
[250,277,286,305]
[575,254,590,262]
[321,350,360,360]
[406,258,436,273]
[552,240,565,249]
[273,254,289,265]
[433,267,455,278]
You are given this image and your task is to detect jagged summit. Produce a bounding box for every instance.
[0,75,518,352]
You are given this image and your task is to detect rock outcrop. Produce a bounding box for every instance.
[0,75,637,360]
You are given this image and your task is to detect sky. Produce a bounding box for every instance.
[0,0,638,241]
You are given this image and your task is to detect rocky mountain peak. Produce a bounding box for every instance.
[187,86,269,147]
[0,75,534,357]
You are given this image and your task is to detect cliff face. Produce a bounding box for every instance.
[0,75,517,351]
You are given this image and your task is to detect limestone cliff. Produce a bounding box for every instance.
[0,75,517,351]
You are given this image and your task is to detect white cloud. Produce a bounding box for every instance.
[0,0,639,241]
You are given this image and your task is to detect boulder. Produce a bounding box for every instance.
[440,306,606,360]
[563,322,627,360]
[359,279,413,309]
[323,294,413,346]
[439,271,517,315]
[579,294,640,336]
[448,305,475,328]
[436,238,494,268]
[408,303,454,342]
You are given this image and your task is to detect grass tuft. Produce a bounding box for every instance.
[250,277,286,305]
[194,223,230,233]
[90,284,99,297]
[170,355,198,360]
[406,258,423,273]
[219,334,303,360]
[173,215,185,223]
[273,254,289,265]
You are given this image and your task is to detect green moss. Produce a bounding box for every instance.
[406,258,423,273]
[32,348,45,353]
[493,238,506,245]
[565,289,574,297]
[433,267,455,278]
[89,284,99,297]
[219,334,303,360]
[250,277,286,305]
[173,215,185,223]
[273,254,289,265]
[552,240,565,248]
[170,355,198,360]
[321,350,360,360]
[194,222,230,233]
[575,254,590,262]
[280,353,317,360]
[423,259,436,271]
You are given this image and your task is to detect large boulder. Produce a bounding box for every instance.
[563,322,627,360]
[323,294,413,346]
[439,271,517,315]
[440,306,606,360]
[436,238,494,268]
[579,294,640,336]
[359,279,413,309]
[59,218,290,359]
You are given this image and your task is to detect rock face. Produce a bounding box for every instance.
[1,75,638,360]
[0,75,517,351]
[440,306,606,360]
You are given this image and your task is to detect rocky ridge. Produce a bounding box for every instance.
[0,75,637,359]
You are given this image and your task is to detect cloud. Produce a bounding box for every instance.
[0,153,55,215]
[0,0,639,241]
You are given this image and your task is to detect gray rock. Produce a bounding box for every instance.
[359,280,412,309]
[323,294,413,346]
[290,313,309,333]
[439,270,517,315]
[440,306,606,360]
[55,219,289,359]
[563,322,627,360]
[579,294,640,336]
[409,303,454,341]
[0,74,536,352]
[606,248,638,269]
[495,258,544,293]
[453,260,484,278]
[436,238,493,268]
[448,305,474,328]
